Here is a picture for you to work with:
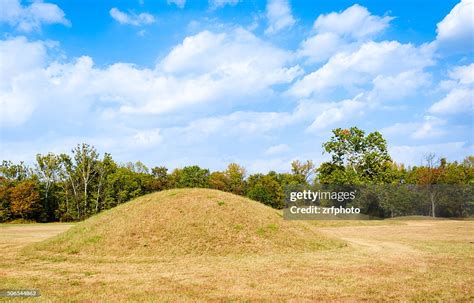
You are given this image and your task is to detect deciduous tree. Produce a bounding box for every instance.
[318,127,393,184]
[10,180,41,219]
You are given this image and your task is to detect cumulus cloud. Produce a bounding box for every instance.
[289,41,434,98]
[429,88,473,114]
[160,29,297,75]
[265,0,296,34]
[298,5,393,63]
[1,1,472,169]
[0,29,302,127]
[313,4,392,39]
[0,36,48,88]
[448,63,474,85]
[168,0,186,9]
[435,0,474,53]
[367,70,431,103]
[305,96,365,132]
[0,36,50,125]
[0,0,70,32]
[297,32,347,64]
[109,7,155,26]
[429,63,474,114]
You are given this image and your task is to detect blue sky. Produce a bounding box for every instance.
[0,0,473,173]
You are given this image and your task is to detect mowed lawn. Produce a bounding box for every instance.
[1,220,473,302]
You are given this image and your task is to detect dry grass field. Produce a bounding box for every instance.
[1,189,473,302]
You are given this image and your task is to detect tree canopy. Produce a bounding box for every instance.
[0,127,472,222]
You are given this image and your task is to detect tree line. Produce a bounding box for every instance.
[1,127,473,222]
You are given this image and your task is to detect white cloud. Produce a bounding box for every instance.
[448,63,474,85]
[429,88,473,114]
[209,0,240,9]
[160,29,297,75]
[297,32,348,64]
[368,70,431,103]
[429,63,474,115]
[435,0,474,53]
[289,40,434,98]
[306,96,365,132]
[313,4,392,39]
[109,8,155,26]
[165,111,296,143]
[292,6,433,134]
[0,36,51,125]
[0,36,48,89]
[264,144,290,155]
[161,90,401,142]
[264,0,296,35]
[156,101,330,144]
[1,3,472,172]
[0,0,70,32]
[0,29,302,127]
[124,28,302,114]
[168,0,186,9]
[411,116,447,139]
[298,5,392,64]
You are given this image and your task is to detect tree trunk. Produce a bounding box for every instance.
[68,175,79,220]
[95,177,102,214]
[430,192,436,218]
[84,183,88,218]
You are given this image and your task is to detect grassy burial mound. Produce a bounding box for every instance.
[32,189,343,257]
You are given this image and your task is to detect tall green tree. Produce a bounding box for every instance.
[92,153,117,213]
[35,153,62,220]
[0,177,12,222]
[209,171,230,191]
[174,165,210,188]
[74,144,99,218]
[151,166,170,191]
[246,173,284,209]
[57,144,100,220]
[225,163,247,195]
[104,166,150,207]
[0,160,31,181]
[318,127,393,184]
